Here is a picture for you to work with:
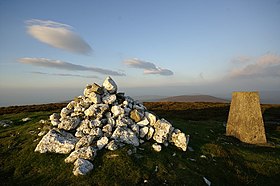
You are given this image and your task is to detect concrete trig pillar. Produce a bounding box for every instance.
[226,92,267,144]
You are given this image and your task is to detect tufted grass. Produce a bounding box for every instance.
[0,102,279,185]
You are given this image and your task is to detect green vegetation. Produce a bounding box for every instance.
[0,102,279,185]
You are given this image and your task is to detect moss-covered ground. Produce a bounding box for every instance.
[0,102,279,185]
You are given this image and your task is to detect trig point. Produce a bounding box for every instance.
[226,92,267,144]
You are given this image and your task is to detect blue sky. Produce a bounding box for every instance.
[0,0,280,106]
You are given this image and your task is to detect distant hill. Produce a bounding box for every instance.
[158,95,229,103]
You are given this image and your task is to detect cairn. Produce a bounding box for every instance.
[35,77,189,176]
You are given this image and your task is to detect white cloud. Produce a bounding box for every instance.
[229,54,280,78]
[30,71,99,79]
[124,58,174,76]
[18,57,125,76]
[26,19,92,54]
[231,55,252,63]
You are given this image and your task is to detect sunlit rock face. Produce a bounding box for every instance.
[35,76,189,175]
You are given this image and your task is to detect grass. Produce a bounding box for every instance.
[0,102,279,185]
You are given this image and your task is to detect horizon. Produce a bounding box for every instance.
[1,0,280,106]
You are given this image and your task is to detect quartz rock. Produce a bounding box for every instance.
[111,105,124,117]
[84,83,103,96]
[35,129,78,154]
[145,112,157,126]
[146,126,155,140]
[111,127,139,146]
[153,119,174,144]
[130,124,139,136]
[103,76,117,94]
[137,117,150,127]
[73,158,93,176]
[170,129,188,151]
[140,126,149,138]
[65,146,97,163]
[89,127,103,137]
[84,105,96,117]
[130,109,144,122]
[88,92,101,104]
[102,94,117,104]
[50,113,60,121]
[106,140,118,151]
[60,108,72,118]
[152,143,162,152]
[58,117,80,131]
[97,136,109,150]
[75,135,95,149]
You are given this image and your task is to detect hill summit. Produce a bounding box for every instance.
[34,77,189,176]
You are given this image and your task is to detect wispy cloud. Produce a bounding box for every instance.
[30,71,99,79]
[231,55,252,63]
[26,19,92,54]
[18,57,125,76]
[124,58,174,76]
[229,54,280,78]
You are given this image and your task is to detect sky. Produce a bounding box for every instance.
[0,0,280,106]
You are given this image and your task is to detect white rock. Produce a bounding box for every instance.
[106,140,118,151]
[102,124,113,134]
[102,94,117,104]
[203,177,211,186]
[51,120,60,127]
[145,112,157,126]
[35,129,78,154]
[152,143,162,152]
[137,117,150,127]
[38,131,46,136]
[58,117,80,131]
[153,119,174,144]
[102,76,117,94]
[170,130,188,151]
[75,135,95,149]
[140,127,149,138]
[60,108,72,118]
[65,146,97,163]
[146,126,155,140]
[66,101,76,110]
[50,113,60,121]
[22,117,31,122]
[73,158,94,176]
[88,92,101,104]
[89,128,103,137]
[97,136,109,150]
[111,105,124,117]
[111,127,139,146]
[130,124,139,136]
[84,105,97,117]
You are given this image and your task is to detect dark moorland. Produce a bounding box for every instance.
[0,102,279,185]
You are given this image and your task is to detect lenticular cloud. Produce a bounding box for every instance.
[26,19,92,55]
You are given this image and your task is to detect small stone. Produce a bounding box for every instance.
[50,113,60,121]
[106,140,118,151]
[89,128,103,137]
[58,117,80,131]
[146,127,154,140]
[130,124,139,135]
[145,112,157,126]
[102,94,117,104]
[88,92,101,104]
[38,131,46,136]
[103,76,117,94]
[200,155,207,159]
[130,109,144,122]
[111,105,124,117]
[153,119,174,144]
[111,127,139,146]
[65,146,97,163]
[73,158,94,176]
[140,127,149,138]
[22,117,31,122]
[60,108,72,118]
[75,135,95,149]
[97,136,109,150]
[137,117,150,127]
[203,177,211,186]
[170,129,188,151]
[152,143,162,152]
[84,105,97,117]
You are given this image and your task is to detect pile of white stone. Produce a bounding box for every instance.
[35,77,189,176]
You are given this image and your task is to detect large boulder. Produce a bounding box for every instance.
[111,127,139,146]
[153,119,174,143]
[103,76,117,94]
[65,146,97,163]
[35,129,78,154]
